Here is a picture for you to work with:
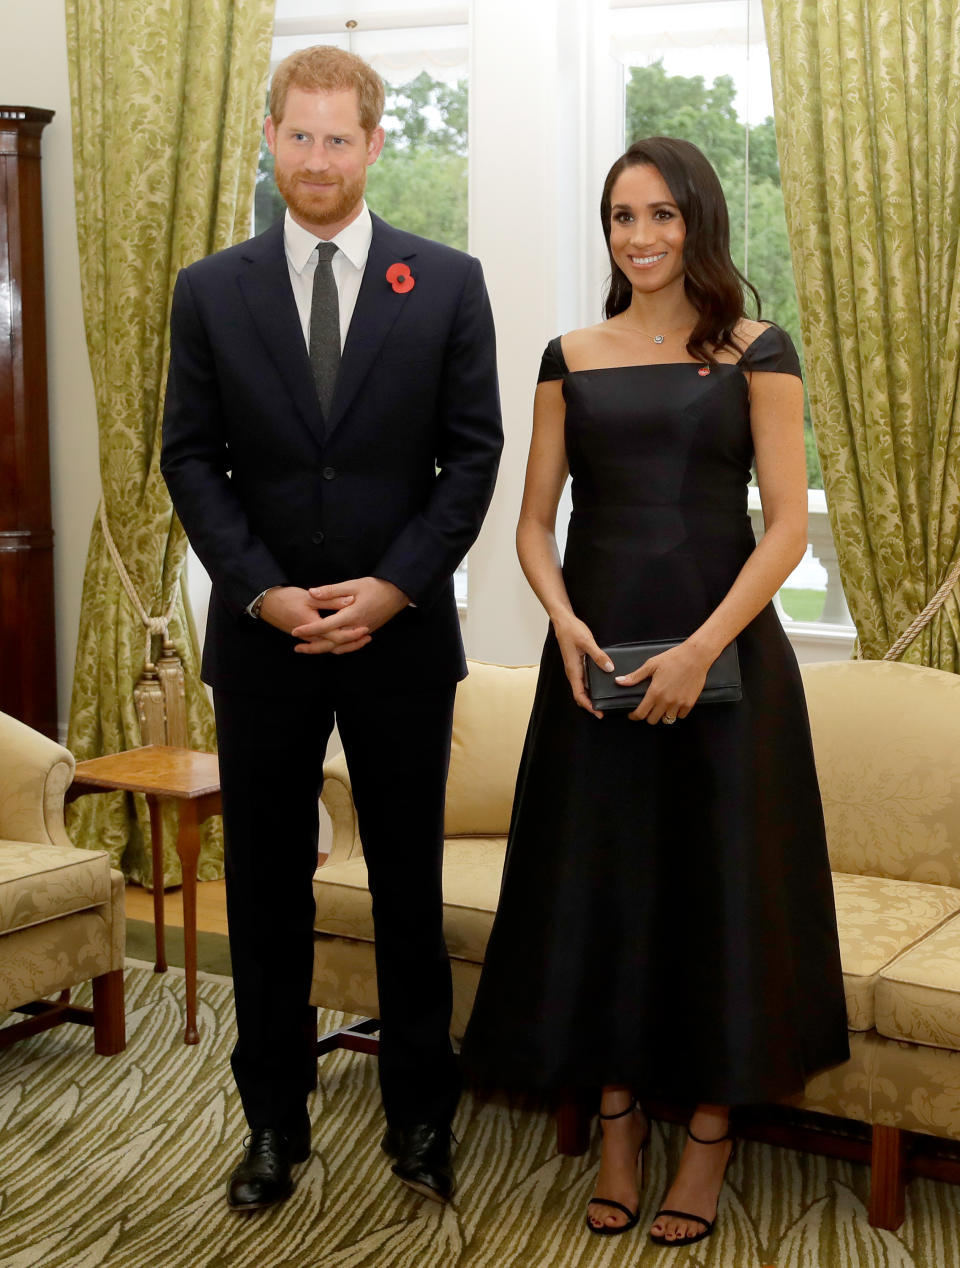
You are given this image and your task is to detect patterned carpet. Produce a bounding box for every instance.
[2,966,960,1267]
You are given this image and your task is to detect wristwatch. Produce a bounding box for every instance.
[248,588,272,619]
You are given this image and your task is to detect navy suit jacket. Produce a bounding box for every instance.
[161,213,502,696]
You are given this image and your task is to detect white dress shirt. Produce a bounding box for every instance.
[282,203,372,351]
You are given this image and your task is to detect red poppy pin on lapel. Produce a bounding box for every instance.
[386,262,415,294]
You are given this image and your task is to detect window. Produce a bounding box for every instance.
[612,0,851,631]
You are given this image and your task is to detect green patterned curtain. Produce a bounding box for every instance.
[64,0,275,884]
[763,0,960,669]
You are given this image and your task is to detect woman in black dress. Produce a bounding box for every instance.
[461,138,849,1247]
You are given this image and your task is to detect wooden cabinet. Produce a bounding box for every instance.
[0,106,57,739]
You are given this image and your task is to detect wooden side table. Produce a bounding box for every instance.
[65,745,221,1044]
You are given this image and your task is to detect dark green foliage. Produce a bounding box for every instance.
[366,150,467,251]
[362,74,469,246]
[254,132,285,231]
[380,73,468,155]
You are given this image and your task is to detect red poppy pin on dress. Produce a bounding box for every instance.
[698,366,710,376]
[386,262,415,294]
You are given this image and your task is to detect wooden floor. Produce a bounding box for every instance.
[125,880,228,936]
[124,849,329,936]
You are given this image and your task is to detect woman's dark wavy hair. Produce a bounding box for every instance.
[601,136,761,365]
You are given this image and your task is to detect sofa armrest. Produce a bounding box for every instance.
[0,711,75,848]
[321,751,362,864]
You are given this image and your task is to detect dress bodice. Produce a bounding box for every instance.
[537,325,803,644]
[538,324,801,519]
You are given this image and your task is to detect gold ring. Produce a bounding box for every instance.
[663,715,677,725]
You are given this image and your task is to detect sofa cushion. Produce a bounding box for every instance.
[874,913,960,1053]
[833,872,960,1030]
[0,841,112,935]
[313,836,506,963]
[445,662,538,837]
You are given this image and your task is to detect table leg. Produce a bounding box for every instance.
[146,795,167,973]
[176,801,202,1045]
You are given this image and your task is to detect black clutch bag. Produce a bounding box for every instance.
[584,638,742,712]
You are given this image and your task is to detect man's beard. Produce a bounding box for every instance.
[275,164,366,228]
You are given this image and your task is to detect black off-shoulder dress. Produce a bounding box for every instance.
[461,326,849,1104]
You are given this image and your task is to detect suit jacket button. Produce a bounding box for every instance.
[311,530,325,544]
[322,466,336,480]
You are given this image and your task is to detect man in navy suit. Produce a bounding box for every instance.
[161,45,501,1211]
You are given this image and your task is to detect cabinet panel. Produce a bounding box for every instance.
[0,106,57,739]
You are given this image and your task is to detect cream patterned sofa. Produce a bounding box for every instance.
[311,659,537,1039]
[793,659,960,1226]
[0,712,125,1054]
[311,657,960,1228]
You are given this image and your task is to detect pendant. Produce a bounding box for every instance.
[653,334,664,344]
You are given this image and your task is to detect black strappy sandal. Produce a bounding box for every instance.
[649,1126,735,1247]
[585,1099,649,1237]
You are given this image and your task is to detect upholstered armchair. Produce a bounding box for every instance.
[0,711,125,1054]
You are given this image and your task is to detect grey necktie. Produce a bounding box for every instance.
[309,241,340,420]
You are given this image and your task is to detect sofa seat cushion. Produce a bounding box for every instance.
[875,913,960,1052]
[313,836,506,963]
[833,872,960,1030]
[0,841,111,935]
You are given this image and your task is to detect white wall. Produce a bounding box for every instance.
[465,0,623,668]
[2,1,101,737]
[463,0,561,666]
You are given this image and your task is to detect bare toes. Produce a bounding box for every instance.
[588,1206,623,1230]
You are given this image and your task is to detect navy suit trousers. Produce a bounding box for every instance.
[213,680,460,1138]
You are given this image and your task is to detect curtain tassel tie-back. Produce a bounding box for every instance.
[856,553,960,662]
[98,500,187,746]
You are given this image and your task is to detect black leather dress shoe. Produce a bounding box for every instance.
[383,1122,455,1202]
[226,1127,311,1211]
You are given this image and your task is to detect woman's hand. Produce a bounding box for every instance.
[617,640,717,725]
[552,613,614,719]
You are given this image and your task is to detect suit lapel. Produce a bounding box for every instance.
[324,215,418,440]
[236,221,325,450]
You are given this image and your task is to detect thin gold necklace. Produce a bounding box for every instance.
[621,316,692,346]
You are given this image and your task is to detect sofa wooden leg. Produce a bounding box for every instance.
[556,1090,591,1156]
[868,1124,906,1230]
[92,969,126,1055]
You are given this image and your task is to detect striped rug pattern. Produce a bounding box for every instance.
[2,965,960,1267]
